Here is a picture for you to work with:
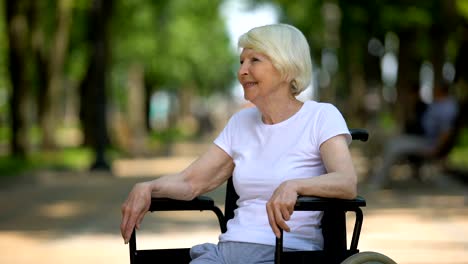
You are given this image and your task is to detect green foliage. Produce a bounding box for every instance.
[65,0,92,83]
[456,127,468,146]
[0,156,35,178]
[449,146,468,170]
[0,125,8,142]
[378,110,397,132]
[149,127,186,143]
[112,0,159,63]
[0,147,94,178]
[0,0,10,99]
[2,0,467,174]
[0,125,41,152]
[269,0,324,54]
[456,0,468,19]
[440,129,468,170]
[111,0,236,102]
[380,5,432,31]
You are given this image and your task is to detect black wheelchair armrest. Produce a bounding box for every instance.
[349,129,369,142]
[149,196,217,211]
[147,196,227,233]
[295,196,366,211]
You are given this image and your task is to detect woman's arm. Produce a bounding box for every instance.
[266,134,357,237]
[120,144,234,243]
[149,144,235,200]
[296,134,358,199]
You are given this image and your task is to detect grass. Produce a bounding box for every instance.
[149,127,191,143]
[448,128,468,170]
[0,147,121,178]
[448,146,468,170]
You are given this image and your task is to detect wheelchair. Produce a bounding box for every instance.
[128,129,397,264]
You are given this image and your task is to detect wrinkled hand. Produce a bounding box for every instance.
[266,181,299,238]
[120,182,152,244]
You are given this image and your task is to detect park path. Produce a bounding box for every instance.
[0,153,467,264]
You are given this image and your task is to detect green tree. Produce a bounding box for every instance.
[110,0,236,154]
[255,0,462,128]
[5,0,34,157]
[33,0,74,149]
[79,0,113,170]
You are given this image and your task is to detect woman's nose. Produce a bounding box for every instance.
[238,63,248,76]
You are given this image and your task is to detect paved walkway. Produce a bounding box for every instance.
[0,156,467,264]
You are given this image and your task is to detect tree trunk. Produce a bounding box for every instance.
[6,0,33,157]
[127,63,147,155]
[30,1,49,135]
[40,0,73,149]
[395,29,421,131]
[431,0,456,88]
[79,0,112,171]
[455,23,468,101]
[340,27,368,127]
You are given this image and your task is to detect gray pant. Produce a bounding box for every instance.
[370,134,431,187]
[190,241,280,264]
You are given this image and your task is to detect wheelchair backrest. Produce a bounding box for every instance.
[224,176,238,224]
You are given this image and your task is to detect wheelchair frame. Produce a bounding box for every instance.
[128,129,372,264]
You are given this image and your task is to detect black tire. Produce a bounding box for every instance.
[341,251,398,264]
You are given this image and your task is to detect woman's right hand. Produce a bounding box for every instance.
[120,182,152,244]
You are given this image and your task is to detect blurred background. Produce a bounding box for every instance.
[1,0,468,176]
[1,0,468,263]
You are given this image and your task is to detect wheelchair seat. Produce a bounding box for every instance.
[127,129,396,263]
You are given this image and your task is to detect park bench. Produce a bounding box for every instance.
[407,101,465,181]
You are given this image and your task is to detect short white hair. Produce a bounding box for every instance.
[238,24,312,96]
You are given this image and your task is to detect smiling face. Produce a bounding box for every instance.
[238,48,289,104]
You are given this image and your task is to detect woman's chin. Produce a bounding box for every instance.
[243,92,255,102]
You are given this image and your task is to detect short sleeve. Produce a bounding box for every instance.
[314,103,351,147]
[213,114,237,157]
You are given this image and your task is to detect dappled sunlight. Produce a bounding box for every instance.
[0,232,132,264]
[1,165,467,264]
[414,194,467,208]
[38,201,84,219]
[357,208,468,264]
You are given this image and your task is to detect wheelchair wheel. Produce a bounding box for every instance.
[341,251,398,264]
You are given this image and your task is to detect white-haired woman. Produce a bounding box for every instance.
[120,24,357,264]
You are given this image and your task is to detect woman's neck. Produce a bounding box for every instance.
[258,98,304,125]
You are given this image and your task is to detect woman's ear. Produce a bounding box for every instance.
[290,79,299,96]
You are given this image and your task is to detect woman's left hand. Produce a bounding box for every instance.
[266,180,299,238]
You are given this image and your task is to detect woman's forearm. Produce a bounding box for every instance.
[144,144,234,201]
[294,172,357,199]
[147,172,197,201]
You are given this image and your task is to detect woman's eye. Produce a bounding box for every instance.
[239,57,260,65]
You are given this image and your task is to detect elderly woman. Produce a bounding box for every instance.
[120,24,357,264]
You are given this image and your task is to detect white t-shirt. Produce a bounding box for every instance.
[214,100,351,250]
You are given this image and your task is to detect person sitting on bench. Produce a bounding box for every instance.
[369,81,459,189]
